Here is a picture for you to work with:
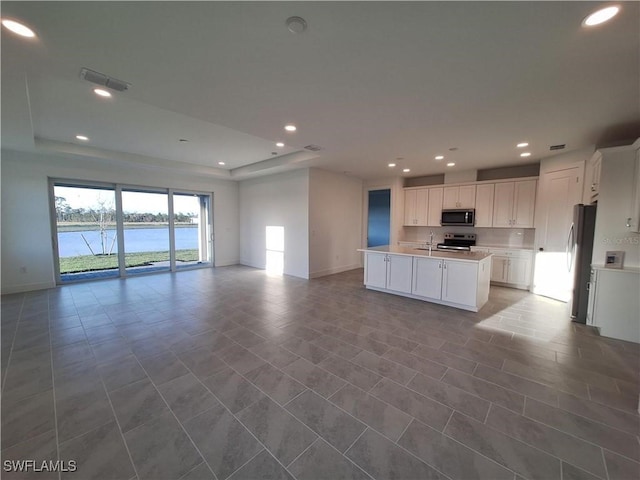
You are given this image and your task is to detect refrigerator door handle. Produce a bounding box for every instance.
[566,222,575,272]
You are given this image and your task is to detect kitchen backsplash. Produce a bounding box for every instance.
[402,227,535,248]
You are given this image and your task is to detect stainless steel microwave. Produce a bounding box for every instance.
[441,209,475,226]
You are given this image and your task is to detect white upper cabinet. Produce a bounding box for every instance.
[588,151,602,204]
[427,187,443,226]
[404,189,429,226]
[513,180,537,227]
[474,184,495,227]
[443,185,476,209]
[492,180,536,228]
[632,149,640,233]
[403,177,537,230]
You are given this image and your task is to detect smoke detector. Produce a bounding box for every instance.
[286,16,307,34]
[80,68,130,92]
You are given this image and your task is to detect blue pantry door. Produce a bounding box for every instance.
[367,189,391,247]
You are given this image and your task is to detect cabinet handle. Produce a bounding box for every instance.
[439,262,442,269]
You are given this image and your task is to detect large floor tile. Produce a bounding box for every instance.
[285,390,366,453]
[202,367,265,414]
[486,404,607,478]
[524,398,640,462]
[108,378,168,433]
[444,411,562,480]
[287,439,370,479]
[281,357,346,398]
[238,396,317,465]
[328,383,412,441]
[243,363,307,405]
[98,355,147,392]
[382,347,448,380]
[58,421,135,480]
[227,450,293,480]
[183,404,264,480]
[398,419,514,480]
[369,378,453,431]
[125,411,203,480]
[407,373,490,422]
[441,368,525,414]
[1,429,58,480]
[318,355,383,391]
[249,341,300,368]
[158,373,220,422]
[346,428,445,480]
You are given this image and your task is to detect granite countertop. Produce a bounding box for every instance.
[358,245,492,262]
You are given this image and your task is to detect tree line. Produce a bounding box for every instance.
[54,197,195,223]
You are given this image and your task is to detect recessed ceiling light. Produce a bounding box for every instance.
[520,152,531,157]
[403,168,410,173]
[435,155,444,160]
[388,163,396,167]
[75,135,89,141]
[218,161,225,166]
[93,88,112,98]
[583,5,620,26]
[284,125,297,132]
[447,162,455,167]
[516,142,529,148]
[1,19,36,38]
[276,142,285,148]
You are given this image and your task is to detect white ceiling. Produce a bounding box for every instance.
[2,1,639,180]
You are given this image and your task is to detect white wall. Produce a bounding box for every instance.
[239,169,309,279]
[309,169,362,278]
[592,141,640,269]
[1,148,239,294]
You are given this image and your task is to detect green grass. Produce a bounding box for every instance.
[59,249,199,273]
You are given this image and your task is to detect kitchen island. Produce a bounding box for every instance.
[358,246,492,312]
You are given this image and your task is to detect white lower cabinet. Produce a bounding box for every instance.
[486,248,533,289]
[364,252,388,289]
[587,267,640,342]
[364,252,412,294]
[411,256,490,310]
[412,257,443,300]
[386,254,413,293]
[442,261,479,306]
[363,250,491,312]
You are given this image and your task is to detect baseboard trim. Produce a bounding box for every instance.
[2,281,56,295]
[309,264,361,279]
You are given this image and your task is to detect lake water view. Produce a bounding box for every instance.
[58,226,198,257]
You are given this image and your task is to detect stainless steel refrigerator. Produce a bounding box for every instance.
[568,204,597,323]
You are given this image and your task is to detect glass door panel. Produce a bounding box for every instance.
[54,184,119,282]
[173,193,212,269]
[121,190,170,275]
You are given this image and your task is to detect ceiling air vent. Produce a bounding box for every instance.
[80,67,130,92]
[304,144,322,152]
[549,144,566,151]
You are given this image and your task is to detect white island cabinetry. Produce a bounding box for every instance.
[364,252,413,293]
[361,246,492,312]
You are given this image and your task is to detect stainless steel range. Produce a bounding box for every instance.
[437,233,476,251]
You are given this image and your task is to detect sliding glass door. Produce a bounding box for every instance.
[53,184,119,282]
[51,180,213,283]
[173,193,212,269]
[122,189,171,275]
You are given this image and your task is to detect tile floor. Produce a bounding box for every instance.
[1,266,639,480]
